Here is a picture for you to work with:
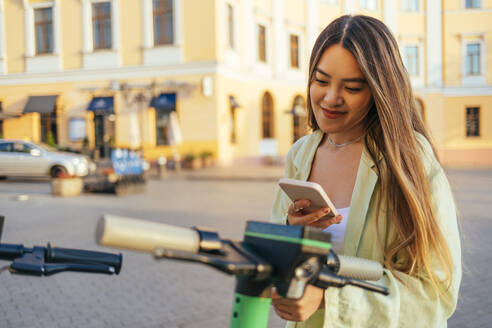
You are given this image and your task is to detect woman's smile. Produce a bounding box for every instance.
[321,108,346,119]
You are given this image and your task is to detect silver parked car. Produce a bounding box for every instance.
[0,139,95,178]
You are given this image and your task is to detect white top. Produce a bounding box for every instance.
[323,206,350,254]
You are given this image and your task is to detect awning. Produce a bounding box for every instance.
[87,97,114,114]
[23,95,58,114]
[150,93,176,112]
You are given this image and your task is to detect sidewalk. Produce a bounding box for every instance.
[155,165,285,182]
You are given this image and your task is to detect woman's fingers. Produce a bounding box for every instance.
[310,214,343,229]
[288,206,333,226]
[288,199,311,215]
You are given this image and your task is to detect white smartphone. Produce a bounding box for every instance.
[278,178,339,218]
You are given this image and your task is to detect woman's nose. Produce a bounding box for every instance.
[323,87,343,107]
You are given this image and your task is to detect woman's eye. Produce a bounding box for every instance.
[346,87,362,92]
[315,79,328,84]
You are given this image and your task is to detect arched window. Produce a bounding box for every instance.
[261,92,274,138]
[292,95,307,142]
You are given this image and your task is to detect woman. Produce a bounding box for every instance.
[270,15,461,327]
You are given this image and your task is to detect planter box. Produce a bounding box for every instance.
[184,158,202,170]
[51,178,83,197]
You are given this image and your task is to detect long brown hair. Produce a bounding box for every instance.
[307,15,453,293]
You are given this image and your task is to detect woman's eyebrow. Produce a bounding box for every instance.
[315,68,366,83]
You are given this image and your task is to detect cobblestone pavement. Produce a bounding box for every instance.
[0,167,490,328]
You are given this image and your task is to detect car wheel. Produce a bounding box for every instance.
[50,166,67,178]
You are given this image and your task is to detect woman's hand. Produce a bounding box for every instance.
[271,285,325,322]
[287,199,342,230]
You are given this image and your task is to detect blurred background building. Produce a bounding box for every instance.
[0,0,490,166]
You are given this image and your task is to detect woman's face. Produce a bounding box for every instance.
[310,44,373,138]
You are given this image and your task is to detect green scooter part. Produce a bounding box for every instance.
[230,293,272,328]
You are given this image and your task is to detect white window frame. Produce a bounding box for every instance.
[402,43,424,87]
[360,0,378,11]
[82,0,121,70]
[23,0,62,73]
[224,0,240,69]
[0,0,6,74]
[256,23,268,64]
[401,0,420,12]
[141,0,183,66]
[463,0,482,9]
[285,28,304,81]
[462,38,486,86]
[225,0,238,51]
[252,16,272,78]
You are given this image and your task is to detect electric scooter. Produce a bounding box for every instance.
[97,215,389,328]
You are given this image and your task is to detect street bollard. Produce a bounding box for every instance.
[157,156,167,179]
[173,154,182,173]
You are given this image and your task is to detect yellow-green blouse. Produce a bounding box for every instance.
[270,130,462,328]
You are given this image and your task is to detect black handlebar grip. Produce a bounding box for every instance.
[0,244,25,260]
[45,244,122,274]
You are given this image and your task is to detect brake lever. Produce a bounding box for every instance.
[314,266,389,295]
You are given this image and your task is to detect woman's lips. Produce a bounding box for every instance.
[321,108,346,119]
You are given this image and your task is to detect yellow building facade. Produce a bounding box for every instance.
[0,0,491,166]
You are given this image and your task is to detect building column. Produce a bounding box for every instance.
[23,0,35,57]
[53,0,62,55]
[111,0,121,51]
[382,0,398,38]
[142,0,153,48]
[306,0,319,55]
[174,0,182,46]
[242,0,254,69]
[272,0,285,78]
[0,0,6,74]
[343,0,356,14]
[426,0,442,87]
[82,0,93,53]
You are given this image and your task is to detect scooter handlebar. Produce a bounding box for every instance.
[335,254,384,281]
[96,215,200,254]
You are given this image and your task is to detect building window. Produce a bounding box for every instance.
[402,0,419,11]
[465,43,481,76]
[360,0,377,10]
[92,2,112,50]
[227,3,235,49]
[153,0,174,45]
[466,107,480,137]
[403,45,419,76]
[465,0,481,9]
[290,34,300,69]
[262,92,274,139]
[34,7,54,54]
[258,24,266,62]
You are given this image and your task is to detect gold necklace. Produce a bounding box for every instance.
[326,134,364,148]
